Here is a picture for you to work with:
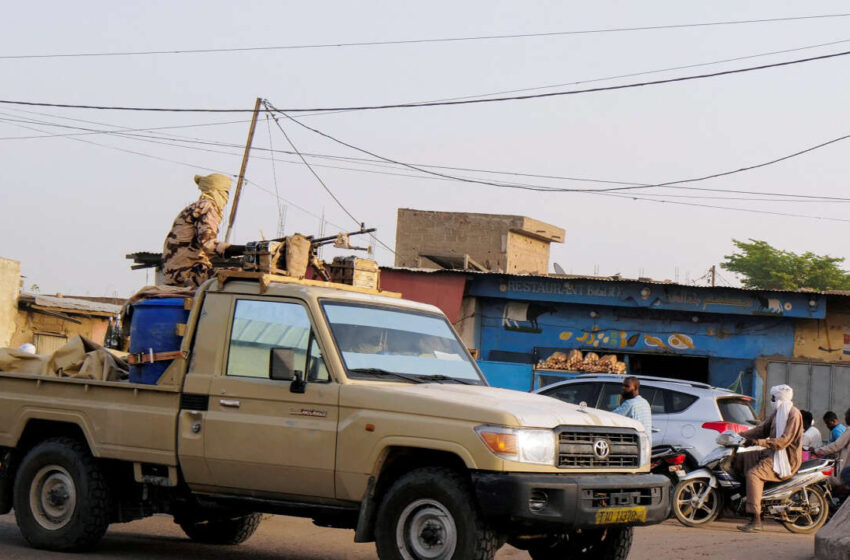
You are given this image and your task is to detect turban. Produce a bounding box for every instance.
[195,173,232,213]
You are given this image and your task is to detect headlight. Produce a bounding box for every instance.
[476,426,555,465]
[638,432,651,468]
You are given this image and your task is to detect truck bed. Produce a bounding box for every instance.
[0,371,181,466]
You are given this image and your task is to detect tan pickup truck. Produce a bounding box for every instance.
[0,274,669,560]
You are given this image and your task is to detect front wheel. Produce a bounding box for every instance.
[374,467,500,560]
[528,527,633,560]
[672,478,721,527]
[179,513,263,544]
[780,485,829,534]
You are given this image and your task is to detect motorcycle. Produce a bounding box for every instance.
[650,445,689,487]
[671,431,833,534]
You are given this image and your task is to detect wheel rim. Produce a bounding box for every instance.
[786,488,825,529]
[676,480,718,523]
[29,465,77,530]
[395,498,457,560]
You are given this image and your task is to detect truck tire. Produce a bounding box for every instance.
[179,513,263,545]
[374,467,500,560]
[528,527,633,560]
[13,437,111,551]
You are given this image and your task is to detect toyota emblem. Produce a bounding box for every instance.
[593,439,610,459]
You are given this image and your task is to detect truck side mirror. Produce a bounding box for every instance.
[291,370,306,394]
[270,348,296,381]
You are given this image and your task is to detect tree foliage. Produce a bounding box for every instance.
[721,239,850,291]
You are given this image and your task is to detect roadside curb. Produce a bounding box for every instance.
[815,499,850,560]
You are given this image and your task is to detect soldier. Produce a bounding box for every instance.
[161,173,232,288]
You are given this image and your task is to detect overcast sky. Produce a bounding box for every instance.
[2,1,850,297]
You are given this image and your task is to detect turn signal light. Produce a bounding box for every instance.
[480,432,517,455]
[702,421,748,434]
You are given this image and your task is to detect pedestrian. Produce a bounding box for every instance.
[612,376,652,435]
[733,384,804,533]
[162,173,232,288]
[823,411,847,444]
[800,410,822,460]
[813,408,850,491]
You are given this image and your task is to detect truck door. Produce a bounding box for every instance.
[201,298,339,499]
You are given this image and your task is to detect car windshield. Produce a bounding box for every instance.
[321,301,484,383]
[717,397,758,425]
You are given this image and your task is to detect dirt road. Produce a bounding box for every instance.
[0,512,815,559]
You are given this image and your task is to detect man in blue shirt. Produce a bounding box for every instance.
[824,410,847,443]
[612,376,652,435]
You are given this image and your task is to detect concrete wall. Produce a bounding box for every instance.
[0,258,21,347]
[394,209,563,274]
[506,231,549,274]
[793,299,850,362]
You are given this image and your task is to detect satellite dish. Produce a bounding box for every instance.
[553,262,566,275]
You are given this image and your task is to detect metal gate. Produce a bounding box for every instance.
[765,360,850,437]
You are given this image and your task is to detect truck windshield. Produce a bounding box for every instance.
[321,301,484,383]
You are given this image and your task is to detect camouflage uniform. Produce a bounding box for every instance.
[161,199,225,287]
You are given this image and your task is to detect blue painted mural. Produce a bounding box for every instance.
[477,300,796,362]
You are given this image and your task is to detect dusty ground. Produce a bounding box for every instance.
[0,512,815,559]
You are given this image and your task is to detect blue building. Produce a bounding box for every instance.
[382,268,850,419]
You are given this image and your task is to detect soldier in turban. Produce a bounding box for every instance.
[161,173,232,288]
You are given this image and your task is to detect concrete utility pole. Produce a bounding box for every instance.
[710,265,716,287]
[224,97,262,243]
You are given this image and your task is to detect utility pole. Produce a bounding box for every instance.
[224,97,262,243]
[710,265,716,287]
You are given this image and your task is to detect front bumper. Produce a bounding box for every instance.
[471,471,671,530]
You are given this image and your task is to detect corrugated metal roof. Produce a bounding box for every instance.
[24,294,121,315]
[381,266,849,298]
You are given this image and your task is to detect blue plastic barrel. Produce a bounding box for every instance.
[128,298,190,384]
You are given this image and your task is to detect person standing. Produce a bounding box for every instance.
[612,376,652,435]
[733,384,804,533]
[824,411,847,443]
[162,173,232,288]
[800,410,823,460]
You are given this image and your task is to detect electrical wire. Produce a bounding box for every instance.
[6,107,850,206]
[3,47,850,114]
[5,13,850,60]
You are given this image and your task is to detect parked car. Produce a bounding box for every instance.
[536,374,758,465]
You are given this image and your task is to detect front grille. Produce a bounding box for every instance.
[558,428,640,469]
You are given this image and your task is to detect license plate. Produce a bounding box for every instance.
[595,506,647,525]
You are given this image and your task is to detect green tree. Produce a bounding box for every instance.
[722,239,850,291]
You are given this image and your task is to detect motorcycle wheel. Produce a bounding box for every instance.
[780,485,829,534]
[672,479,721,527]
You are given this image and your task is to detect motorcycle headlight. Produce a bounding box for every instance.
[476,426,556,466]
[638,432,651,468]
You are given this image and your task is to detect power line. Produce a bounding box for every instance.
[4,13,850,60]
[3,47,850,115]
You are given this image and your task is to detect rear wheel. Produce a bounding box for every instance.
[13,437,111,551]
[528,527,633,560]
[781,486,829,534]
[179,513,263,545]
[672,479,721,527]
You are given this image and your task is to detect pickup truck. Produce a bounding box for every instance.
[0,272,670,560]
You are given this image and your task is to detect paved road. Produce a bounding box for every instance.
[0,512,815,559]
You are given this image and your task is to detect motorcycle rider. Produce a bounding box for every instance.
[733,384,804,533]
[813,407,850,491]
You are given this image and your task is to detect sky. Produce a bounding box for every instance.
[2,1,850,297]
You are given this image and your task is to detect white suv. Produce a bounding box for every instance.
[536,374,758,464]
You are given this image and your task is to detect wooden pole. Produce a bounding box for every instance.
[225,97,263,243]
